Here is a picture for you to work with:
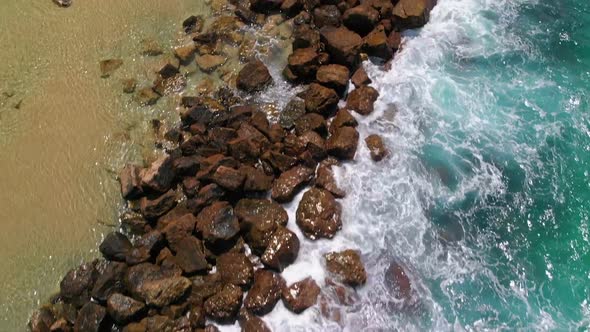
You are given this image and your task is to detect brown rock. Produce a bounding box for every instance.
[107,293,146,324]
[49,318,70,332]
[262,150,298,173]
[204,284,243,323]
[99,232,132,262]
[346,85,379,115]
[261,226,300,271]
[141,38,164,56]
[187,184,225,213]
[122,78,137,94]
[250,0,283,12]
[320,26,363,67]
[174,43,197,63]
[237,60,273,93]
[154,56,181,79]
[161,213,196,251]
[351,66,372,88]
[281,0,303,17]
[196,201,240,243]
[139,190,178,220]
[140,156,175,193]
[326,126,359,160]
[239,309,271,332]
[74,303,108,332]
[316,163,345,198]
[299,130,326,160]
[281,277,320,313]
[126,230,164,265]
[216,252,254,288]
[365,134,388,161]
[324,249,367,286]
[385,261,412,302]
[329,108,358,134]
[91,261,127,302]
[279,98,306,129]
[139,276,192,307]
[196,54,227,73]
[60,262,96,307]
[100,59,123,78]
[292,24,320,50]
[244,270,285,315]
[240,165,274,192]
[387,31,402,51]
[210,166,245,191]
[153,74,187,96]
[393,0,434,29]
[316,64,350,93]
[271,165,315,203]
[296,188,342,239]
[29,307,55,332]
[135,87,160,106]
[294,113,327,137]
[183,15,205,34]
[174,236,208,274]
[343,4,380,36]
[364,26,393,60]
[287,47,319,81]
[313,5,342,28]
[119,164,143,200]
[303,83,339,115]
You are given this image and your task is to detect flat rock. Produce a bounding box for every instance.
[313,5,342,28]
[316,64,350,93]
[210,165,245,191]
[91,261,127,302]
[60,262,96,307]
[287,47,319,80]
[296,188,342,239]
[196,55,227,73]
[364,26,393,60]
[140,38,164,56]
[281,277,320,313]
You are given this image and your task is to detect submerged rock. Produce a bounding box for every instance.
[365,134,388,161]
[99,59,123,78]
[53,0,72,7]
[196,55,227,73]
[324,249,367,286]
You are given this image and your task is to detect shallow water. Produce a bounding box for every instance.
[0,0,209,329]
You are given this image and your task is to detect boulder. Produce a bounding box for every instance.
[187,184,225,213]
[91,261,127,303]
[343,5,380,36]
[329,109,358,134]
[292,24,320,50]
[385,261,412,302]
[240,165,274,192]
[139,190,178,220]
[174,236,208,274]
[324,249,367,286]
[99,232,132,262]
[183,15,205,34]
[287,48,319,81]
[196,55,227,73]
[303,83,339,115]
[364,26,393,60]
[244,270,285,315]
[294,114,327,138]
[313,5,342,28]
[236,60,273,93]
[210,166,245,191]
[319,26,362,67]
[204,284,243,323]
[140,38,163,56]
[154,56,181,79]
[135,87,160,106]
[74,303,108,332]
[351,66,372,88]
[261,226,300,271]
[119,164,143,200]
[100,59,123,78]
[299,130,327,160]
[126,230,164,265]
[316,162,345,198]
[271,165,315,203]
[235,199,288,227]
[60,262,96,307]
[140,156,175,193]
[262,150,298,173]
[161,213,197,252]
[281,277,320,313]
[106,293,145,324]
[392,0,434,29]
[346,85,379,115]
[387,31,402,51]
[365,134,388,161]
[316,64,350,93]
[196,201,240,243]
[122,78,137,94]
[216,252,254,288]
[326,126,359,160]
[279,98,306,129]
[139,276,192,307]
[296,188,342,239]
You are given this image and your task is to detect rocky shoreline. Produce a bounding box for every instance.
[29,0,434,331]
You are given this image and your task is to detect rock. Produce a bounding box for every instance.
[139,190,178,220]
[324,249,367,286]
[236,60,273,93]
[279,98,305,129]
[139,276,192,307]
[53,0,71,7]
[320,26,362,67]
[29,307,55,332]
[262,150,298,173]
[126,230,164,265]
[299,130,327,160]
[122,315,172,332]
[153,75,187,96]
[326,126,359,160]
[250,0,283,12]
[174,236,208,274]
[240,165,274,192]
[99,59,123,78]
[281,277,320,313]
[316,64,350,93]
[261,226,300,271]
[154,56,181,79]
[392,0,434,29]
[210,166,245,191]
[271,165,315,203]
[387,31,402,51]
[99,232,132,262]
[296,188,342,239]
[182,177,201,198]
[280,0,303,17]
[119,164,143,200]
[216,252,254,288]
[183,15,205,34]
[235,199,287,254]
[316,163,345,198]
[107,293,146,324]
[238,309,271,332]
[49,318,70,332]
[134,87,160,106]
[140,156,175,193]
[385,261,412,302]
[196,201,240,243]
[244,270,285,315]
[74,303,108,332]
[187,184,225,213]
[346,85,379,115]
[364,26,393,60]
[351,67,372,88]
[292,24,320,50]
[313,5,341,28]
[329,108,358,134]
[204,284,243,323]
[91,261,127,302]
[303,83,339,115]
[122,78,137,94]
[60,262,96,307]
[287,47,319,81]
[161,213,197,252]
[141,38,164,56]
[196,55,227,73]
[365,134,388,161]
[343,5,380,36]
[173,156,201,177]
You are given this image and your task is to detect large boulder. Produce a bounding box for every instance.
[287,47,319,81]
[138,276,192,307]
[343,5,380,36]
[216,252,254,288]
[195,201,240,243]
[313,5,342,28]
[319,26,363,67]
[139,190,178,220]
[324,249,367,286]
[91,261,127,303]
[346,85,380,115]
[271,165,315,203]
[261,226,300,271]
[60,262,96,307]
[281,277,320,313]
[174,236,208,274]
[119,164,143,200]
[106,293,146,324]
[244,270,285,315]
[303,83,339,115]
[204,284,243,323]
[140,156,175,193]
[365,134,388,161]
[99,232,132,262]
[294,113,328,136]
[326,126,359,160]
[236,60,273,93]
[74,303,108,332]
[392,0,434,29]
[316,64,350,93]
[296,188,342,239]
[364,26,393,60]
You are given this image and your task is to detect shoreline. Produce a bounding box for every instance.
[29,0,436,331]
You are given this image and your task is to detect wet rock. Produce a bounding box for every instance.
[316,64,350,93]
[387,31,402,51]
[122,315,172,332]
[292,24,320,50]
[316,162,345,197]
[261,226,300,271]
[173,156,201,177]
[271,165,315,203]
[279,98,305,129]
[244,270,285,315]
[313,5,341,28]
[238,309,271,332]
[99,232,132,262]
[139,190,178,220]
[53,0,71,7]
[187,305,206,329]
[153,75,187,96]
[204,284,243,323]
[139,276,192,307]
[91,261,127,303]
[240,165,274,192]
[196,55,227,73]
[324,249,367,286]
[107,293,145,324]
[299,130,326,160]
[182,177,200,198]
[303,83,339,115]
[281,0,303,17]
[287,47,319,81]
[134,87,160,106]
[320,26,362,67]
[155,56,181,79]
[119,164,143,200]
[365,134,388,161]
[126,230,164,265]
[343,5,380,36]
[235,199,288,227]
[141,38,164,56]
[175,236,208,274]
[29,307,55,332]
[216,252,254,288]
[329,108,358,134]
[122,78,137,94]
[296,188,342,239]
[187,184,225,213]
[326,126,359,160]
[60,262,96,307]
[183,15,204,34]
[210,166,245,191]
[196,201,240,243]
[49,318,70,332]
[364,26,393,60]
[281,277,320,313]
[351,66,372,88]
[393,0,434,29]
[250,0,283,13]
[161,213,196,251]
[262,150,298,173]
[346,85,379,115]
[74,302,108,332]
[100,59,123,78]
[140,156,175,193]
[236,60,273,93]
[385,261,412,302]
